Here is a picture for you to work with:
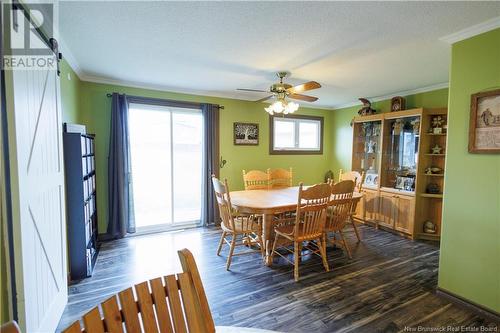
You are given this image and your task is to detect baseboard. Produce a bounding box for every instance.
[436,287,500,322]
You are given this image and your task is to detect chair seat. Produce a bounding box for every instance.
[274,223,322,241]
[222,216,261,233]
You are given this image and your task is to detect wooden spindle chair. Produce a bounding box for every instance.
[270,183,332,282]
[338,169,365,192]
[212,175,264,270]
[325,180,355,259]
[63,248,215,333]
[338,170,365,241]
[242,169,270,190]
[267,167,293,189]
[0,322,21,333]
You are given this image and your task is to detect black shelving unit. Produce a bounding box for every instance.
[63,129,99,280]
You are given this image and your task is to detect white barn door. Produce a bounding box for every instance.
[6,37,68,333]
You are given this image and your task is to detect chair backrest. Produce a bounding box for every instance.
[294,183,332,241]
[326,180,355,232]
[63,249,215,333]
[242,169,270,190]
[338,169,365,192]
[268,167,293,188]
[212,175,235,231]
[0,322,21,333]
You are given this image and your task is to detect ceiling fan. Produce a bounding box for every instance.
[237,72,321,103]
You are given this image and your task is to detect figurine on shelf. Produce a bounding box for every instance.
[425,166,443,175]
[423,221,437,234]
[358,98,377,116]
[430,116,445,134]
[431,144,443,154]
[362,122,373,136]
[426,183,441,194]
[393,119,404,135]
[411,118,420,134]
[366,140,377,154]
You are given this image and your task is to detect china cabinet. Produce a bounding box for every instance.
[351,108,447,240]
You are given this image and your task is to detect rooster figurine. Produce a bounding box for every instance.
[358,98,377,116]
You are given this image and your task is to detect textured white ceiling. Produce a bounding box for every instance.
[59,1,500,108]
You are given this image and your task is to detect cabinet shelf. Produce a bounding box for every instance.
[423,173,444,177]
[424,154,446,157]
[64,130,99,281]
[425,133,447,136]
[417,233,441,240]
[420,193,443,198]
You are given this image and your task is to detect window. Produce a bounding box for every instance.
[270,115,323,154]
[128,103,203,231]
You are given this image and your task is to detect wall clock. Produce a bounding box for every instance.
[391,96,406,112]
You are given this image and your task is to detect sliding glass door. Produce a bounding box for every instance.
[128,103,202,231]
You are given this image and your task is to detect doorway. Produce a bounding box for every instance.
[128,103,203,232]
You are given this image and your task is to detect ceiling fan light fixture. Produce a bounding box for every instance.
[265,99,299,115]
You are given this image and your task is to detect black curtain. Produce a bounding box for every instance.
[201,103,220,226]
[107,93,135,238]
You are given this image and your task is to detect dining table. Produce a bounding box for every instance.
[230,186,363,266]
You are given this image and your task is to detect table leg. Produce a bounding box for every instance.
[263,213,274,266]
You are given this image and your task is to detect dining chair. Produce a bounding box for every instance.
[62,248,278,333]
[242,169,270,190]
[338,169,365,192]
[268,167,293,188]
[270,183,331,282]
[325,180,355,259]
[63,248,215,333]
[212,175,264,270]
[338,170,365,241]
[0,322,20,333]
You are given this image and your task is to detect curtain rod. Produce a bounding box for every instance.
[106,93,224,109]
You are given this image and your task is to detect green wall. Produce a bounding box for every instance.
[60,60,82,124]
[78,81,333,232]
[438,28,500,313]
[330,88,449,172]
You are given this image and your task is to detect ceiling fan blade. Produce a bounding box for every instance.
[255,95,274,102]
[288,93,318,102]
[286,81,321,94]
[237,88,269,93]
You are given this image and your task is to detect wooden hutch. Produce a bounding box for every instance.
[351,108,448,240]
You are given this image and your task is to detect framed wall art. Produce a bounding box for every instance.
[234,122,259,145]
[469,89,500,153]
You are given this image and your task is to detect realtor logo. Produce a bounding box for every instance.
[2,2,57,70]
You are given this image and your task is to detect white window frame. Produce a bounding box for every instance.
[270,115,324,154]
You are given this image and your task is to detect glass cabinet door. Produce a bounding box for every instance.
[352,120,382,188]
[381,116,420,192]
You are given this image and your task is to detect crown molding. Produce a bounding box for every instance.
[332,82,449,110]
[78,74,334,110]
[440,16,500,44]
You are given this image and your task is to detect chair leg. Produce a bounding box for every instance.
[226,234,236,270]
[318,237,329,272]
[294,241,300,282]
[322,233,328,260]
[339,231,352,259]
[216,231,226,256]
[258,233,265,259]
[351,217,361,242]
[270,233,279,264]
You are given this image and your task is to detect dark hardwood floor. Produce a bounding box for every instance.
[57,225,499,332]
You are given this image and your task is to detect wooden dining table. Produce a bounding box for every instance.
[230,186,363,266]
